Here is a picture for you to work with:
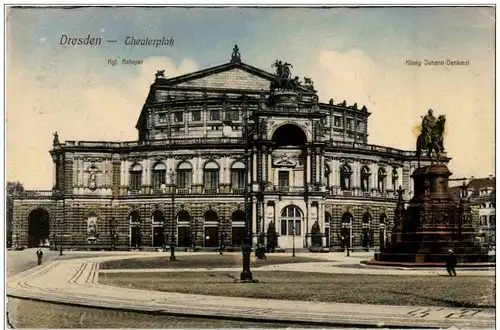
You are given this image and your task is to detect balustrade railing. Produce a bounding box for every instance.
[61,137,246,149]
[16,190,55,197]
[203,188,218,194]
[176,188,191,195]
[232,188,245,195]
[59,138,424,158]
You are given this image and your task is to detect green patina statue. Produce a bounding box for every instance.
[416,109,446,166]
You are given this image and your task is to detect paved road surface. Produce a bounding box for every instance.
[6,253,495,329]
[6,248,58,278]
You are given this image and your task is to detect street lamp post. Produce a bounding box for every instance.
[239,96,255,282]
[169,170,177,261]
[292,226,296,257]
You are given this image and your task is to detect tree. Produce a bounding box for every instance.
[6,181,24,247]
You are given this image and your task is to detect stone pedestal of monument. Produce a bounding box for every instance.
[372,164,489,265]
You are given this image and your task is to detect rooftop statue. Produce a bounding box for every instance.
[230,45,241,63]
[303,77,314,91]
[52,131,59,146]
[416,109,446,166]
[155,70,165,80]
[270,60,299,92]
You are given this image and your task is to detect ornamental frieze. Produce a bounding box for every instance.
[359,159,376,165]
[83,157,104,163]
[127,156,144,163]
[200,155,221,160]
[152,156,166,162]
[174,154,195,160]
[338,157,355,164]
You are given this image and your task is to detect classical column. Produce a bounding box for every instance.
[52,155,58,189]
[305,201,311,247]
[223,156,229,184]
[267,150,272,184]
[329,109,334,140]
[306,150,311,185]
[144,158,151,187]
[202,100,207,137]
[262,146,267,183]
[112,155,121,196]
[120,159,126,187]
[252,147,258,182]
[354,113,358,143]
[124,159,129,189]
[252,198,258,244]
[197,157,202,185]
[342,111,347,142]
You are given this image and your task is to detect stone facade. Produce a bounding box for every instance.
[12,51,442,250]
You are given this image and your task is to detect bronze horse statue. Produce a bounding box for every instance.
[416,115,446,166]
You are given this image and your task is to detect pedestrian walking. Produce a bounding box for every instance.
[36,249,44,265]
[445,249,457,276]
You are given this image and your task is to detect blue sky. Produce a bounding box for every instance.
[6,6,495,189]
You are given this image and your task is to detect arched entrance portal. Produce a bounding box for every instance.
[272,124,307,147]
[27,208,50,248]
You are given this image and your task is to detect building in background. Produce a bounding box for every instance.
[12,46,439,251]
[450,176,496,248]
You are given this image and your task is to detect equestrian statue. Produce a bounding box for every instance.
[416,109,446,167]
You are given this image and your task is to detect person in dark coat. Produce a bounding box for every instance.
[445,249,457,276]
[36,249,43,265]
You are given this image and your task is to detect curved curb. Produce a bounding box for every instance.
[6,255,496,329]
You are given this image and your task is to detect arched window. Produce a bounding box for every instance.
[204,210,218,222]
[130,164,143,191]
[378,167,387,192]
[129,211,140,223]
[392,168,399,191]
[342,212,353,224]
[362,212,372,225]
[177,162,193,189]
[204,162,220,192]
[325,212,331,224]
[361,166,371,192]
[379,213,387,224]
[231,161,245,190]
[324,164,331,187]
[177,210,190,222]
[280,205,302,236]
[340,164,352,190]
[152,163,167,190]
[151,210,164,223]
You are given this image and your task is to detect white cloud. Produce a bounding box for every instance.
[311,48,495,179]
[7,56,199,189]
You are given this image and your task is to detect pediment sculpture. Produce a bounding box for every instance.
[273,154,297,167]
